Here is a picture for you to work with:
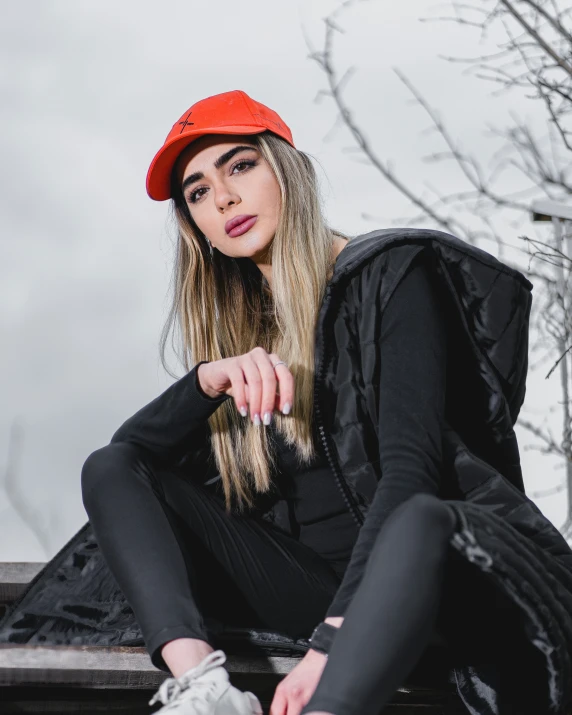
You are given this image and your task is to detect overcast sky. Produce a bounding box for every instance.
[1,0,566,561]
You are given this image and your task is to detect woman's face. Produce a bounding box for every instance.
[177,134,282,263]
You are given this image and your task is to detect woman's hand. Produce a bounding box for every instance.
[269,648,328,715]
[197,347,294,424]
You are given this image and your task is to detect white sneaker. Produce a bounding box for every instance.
[148,650,263,714]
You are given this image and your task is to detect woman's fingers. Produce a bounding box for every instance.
[239,350,266,423]
[268,690,287,715]
[226,361,248,417]
[250,349,281,424]
[271,355,294,415]
[238,349,293,423]
[209,347,293,423]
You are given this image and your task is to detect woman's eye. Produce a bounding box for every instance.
[188,187,206,204]
[232,159,256,173]
[187,159,257,204]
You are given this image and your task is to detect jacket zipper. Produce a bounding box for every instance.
[314,290,365,528]
[448,503,493,570]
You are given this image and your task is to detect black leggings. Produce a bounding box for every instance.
[81,442,515,715]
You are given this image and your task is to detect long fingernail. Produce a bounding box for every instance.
[263,411,272,426]
[253,413,261,426]
[282,403,291,415]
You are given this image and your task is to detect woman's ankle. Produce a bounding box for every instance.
[161,637,215,678]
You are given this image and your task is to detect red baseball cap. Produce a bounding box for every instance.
[146,89,295,201]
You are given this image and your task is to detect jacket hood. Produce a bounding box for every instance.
[332,227,533,431]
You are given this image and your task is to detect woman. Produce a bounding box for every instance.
[17,89,572,715]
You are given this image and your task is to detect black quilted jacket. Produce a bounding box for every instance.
[2,228,572,715]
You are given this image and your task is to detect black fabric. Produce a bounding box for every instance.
[268,430,359,579]
[80,442,342,673]
[2,228,572,715]
[109,358,230,464]
[324,253,447,616]
[303,493,547,715]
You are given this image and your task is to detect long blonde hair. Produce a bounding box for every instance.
[160,131,350,513]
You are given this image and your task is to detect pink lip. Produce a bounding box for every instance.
[226,215,258,237]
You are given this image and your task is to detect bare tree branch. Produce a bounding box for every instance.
[519,417,567,457]
[500,0,572,76]
[519,0,572,45]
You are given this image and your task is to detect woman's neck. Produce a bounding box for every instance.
[261,237,348,292]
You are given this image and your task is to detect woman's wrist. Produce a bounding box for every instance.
[196,362,223,400]
[308,620,342,656]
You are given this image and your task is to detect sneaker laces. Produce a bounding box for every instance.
[149,650,227,708]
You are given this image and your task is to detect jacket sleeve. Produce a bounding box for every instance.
[109,360,231,464]
[325,255,448,619]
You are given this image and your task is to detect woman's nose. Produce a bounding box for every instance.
[215,184,241,212]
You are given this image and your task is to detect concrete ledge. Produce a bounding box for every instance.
[0,644,302,688]
[0,645,466,713]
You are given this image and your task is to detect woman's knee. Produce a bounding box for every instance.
[81,442,154,510]
[373,493,456,559]
[399,493,456,534]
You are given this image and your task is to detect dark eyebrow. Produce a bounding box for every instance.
[181,145,258,194]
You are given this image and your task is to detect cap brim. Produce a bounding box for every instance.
[146,126,268,201]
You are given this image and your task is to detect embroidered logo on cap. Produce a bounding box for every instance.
[178,111,195,134]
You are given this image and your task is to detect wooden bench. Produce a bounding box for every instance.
[0,563,466,713]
